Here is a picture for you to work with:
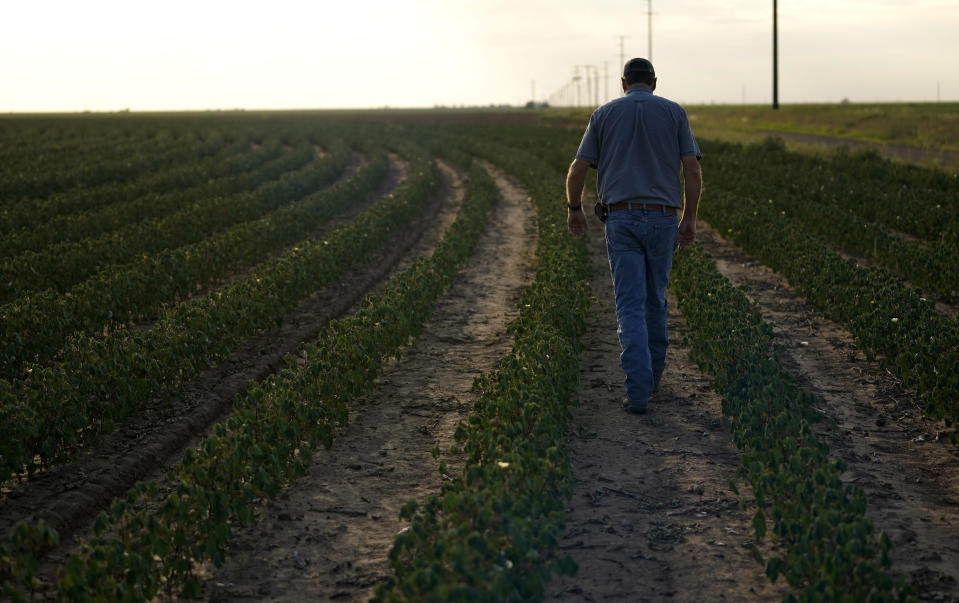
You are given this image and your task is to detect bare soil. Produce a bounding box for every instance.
[196,164,537,601]
[0,154,472,594]
[6,153,957,603]
[547,213,786,602]
[697,222,959,602]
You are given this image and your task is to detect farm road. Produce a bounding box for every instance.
[196,165,537,601]
[547,211,784,602]
[697,222,959,602]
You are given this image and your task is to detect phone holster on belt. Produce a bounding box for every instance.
[594,201,608,223]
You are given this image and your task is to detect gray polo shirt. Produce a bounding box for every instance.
[575,86,701,208]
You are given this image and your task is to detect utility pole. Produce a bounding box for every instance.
[577,65,600,107]
[615,35,630,99]
[574,66,582,106]
[773,0,779,109]
[591,65,599,106]
[583,66,591,106]
[585,67,592,106]
[531,79,536,105]
[647,0,653,61]
[604,61,609,103]
[581,67,589,106]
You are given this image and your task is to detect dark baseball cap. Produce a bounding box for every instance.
[623,58,655,77]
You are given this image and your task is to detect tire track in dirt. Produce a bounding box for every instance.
[547,214,785,602]
[697,221,959,601]
[0,154,456,583]
[195,165,537,601]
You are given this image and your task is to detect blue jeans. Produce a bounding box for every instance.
[604,208,678,404]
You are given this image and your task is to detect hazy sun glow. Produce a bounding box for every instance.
[2,0,957,112]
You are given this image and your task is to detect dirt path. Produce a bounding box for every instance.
[697,221,959,601]
[195,165,537,601]
[1,156,479,592]
[547,215,785,602]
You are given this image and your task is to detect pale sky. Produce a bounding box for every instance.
[2,0,957,112]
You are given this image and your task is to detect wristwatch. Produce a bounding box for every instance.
[567,202,582,211]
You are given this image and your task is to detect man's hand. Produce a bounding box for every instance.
[568,207,587,237]
[678,217,696,248]
[679,155,701,250]
[566,158,590,237]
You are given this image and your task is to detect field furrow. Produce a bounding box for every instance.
[0,146,439,481]
[547,208,785,602]
[32,158,498,601]
[0,149,383,380]
[696,221,959,600]
[0,139,280,255]
[0,154,478,598]
[0,124,232,203]
[695,156,959,430]
[1,112,956,602]
[0,153,417,548]
[197,163,536,601]
[0,140,344,301]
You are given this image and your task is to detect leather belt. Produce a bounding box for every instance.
[608,202,677,214]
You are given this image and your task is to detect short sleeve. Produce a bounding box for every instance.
[575,114,600,166]
[677,109,701,160]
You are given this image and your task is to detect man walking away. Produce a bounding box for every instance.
[565,57,702,414]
